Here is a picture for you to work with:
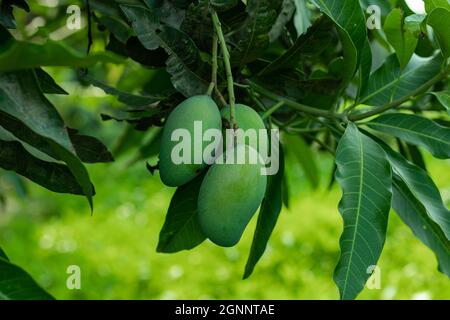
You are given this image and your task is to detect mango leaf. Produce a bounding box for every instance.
[366,113,450,159]
[424,0,450,12]
[0,127,87,195]
[357,39,372,99]
[157,173,207,253]
[121,5,209,96]
[293,0,312,36]
[392,177,450,277]
[68,129,114,164]
[0,0,29,29]
[384,8,419,69]
[244,146,285,279]
[35,68,68,95]
[0,71,94,208]
[0,250,54,300]
[427,8,450,58]
[360,53,443,106]
[377,140,450,240]
[430,91,450,114]
[0,39,122,72]
[269,0,296,42]
[210,0,238,11]
[259,16,333,75]
[311,0,367,86]
[230,0,278,67]
[334,123,392,300]
[284,134,319,189]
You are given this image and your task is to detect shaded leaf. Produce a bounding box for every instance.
[68,129,114,164]
[157,173,207,253]
[430,91,450,114]
[244,146,285,279]
[35,68,68,95]
[427,8,450,58]
[334,123,392,300]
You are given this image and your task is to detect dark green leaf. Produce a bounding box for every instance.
[427,8,450,58]
[230,0,278,67]
[210,0,238,11]
[120,4,160,50]
[0,256,54,300]
[259,16,333,75]
[334,123,392,300]
[366,113,450,159]
[392,177,450,277]
[244,146,285,279]
[0,71,94,208]
[157,173,207,253]
[0,0,29,29]
[35,68,68,95]
[0,127,87,195]
[311,0,367,85]
[68,129,114,164]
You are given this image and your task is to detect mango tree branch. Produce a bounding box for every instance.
[207,33,218,96]
[247,81,345,120]
[211,10,236,128]
[349,65,450,121]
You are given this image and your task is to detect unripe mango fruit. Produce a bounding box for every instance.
[221,104,266,151]
[159,95,222,187]
[198,144,267,247]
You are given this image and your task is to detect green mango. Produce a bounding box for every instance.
[198,144,267,247]
[159,95,222,187]
[221,104,266,151]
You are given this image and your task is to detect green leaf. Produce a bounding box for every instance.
[424,0,450,12]
[366,113,450,159]
[392,177,450,277]
[0,0,29,29]
[311,0,367,86]
[360,53,443,106]
[259,16,333,75]
[0,251,54,300]
[0,39,122,72]
[210,0,239,11]
[334,123,392,300]
[358,39,372,98]
[0,127,88,195]
[121,4,209,96]
[244,146,285,279]
[427,8,450,58]
[293,0,312,36]
[0,71,94,208]
[157,173,207,253]
[68,129,114,164]
[284,134,319,189]
[35,68,68,95]
[378,140,450,240]
[430,91,450,114]
[384,8,419,69]
[269,0,296,42]
[230,0,278,67]
[0,247,8,260]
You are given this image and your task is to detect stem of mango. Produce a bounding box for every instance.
[211,10,236,129]
[207,33,218,96]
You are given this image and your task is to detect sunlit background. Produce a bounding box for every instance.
[0,0,449,300]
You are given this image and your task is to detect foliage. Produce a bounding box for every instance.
[0,0,449,300]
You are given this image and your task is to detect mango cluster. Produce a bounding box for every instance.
[159,95,267,247]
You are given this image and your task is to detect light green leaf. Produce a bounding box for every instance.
[427,8,450,58]
[334,123,392,300]
[157,174,207,253]
[311,0,367,86]
[244,146,285,279]
[366,113,450,159]
[392,177,450,277]
[360,53,443,106]
[424,0,450,12]
[293,0,312,36]
[430,91,450,114]
[384,8,419,69]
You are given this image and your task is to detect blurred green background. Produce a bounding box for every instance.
[0,69,449,299]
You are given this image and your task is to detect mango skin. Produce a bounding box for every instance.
[159,95,221,187]
[221,104,266,151]
[198,145,267,247]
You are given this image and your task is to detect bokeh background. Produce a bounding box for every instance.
[0,0,449,300]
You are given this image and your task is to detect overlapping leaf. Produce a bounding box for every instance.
[334,123,392,300]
